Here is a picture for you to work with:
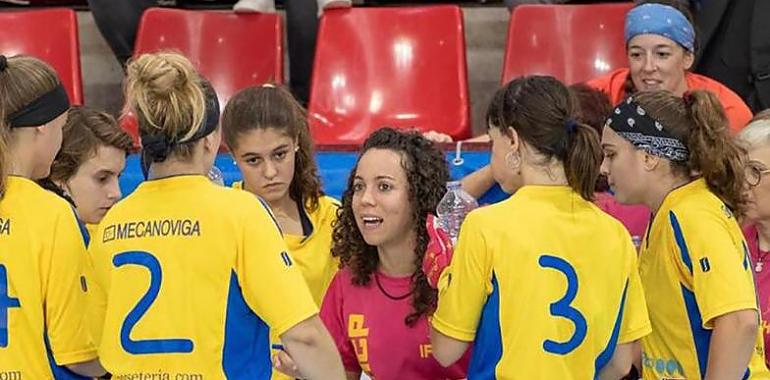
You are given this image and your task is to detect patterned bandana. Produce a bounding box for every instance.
[625,3,695,52]
[605,96,689,162]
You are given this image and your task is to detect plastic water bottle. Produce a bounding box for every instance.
[436,181,478,245]
[207,165,225,186]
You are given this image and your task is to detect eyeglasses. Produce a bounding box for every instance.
[745,162,770,187]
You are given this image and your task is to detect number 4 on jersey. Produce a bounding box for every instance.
[0,264,21,348]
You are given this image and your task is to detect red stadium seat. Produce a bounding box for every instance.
[308,5,471,145]
[126,8,284,146]
[0,8,84,104]
[502,3,633,85]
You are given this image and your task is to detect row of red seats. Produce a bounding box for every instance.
[0,3,632,145]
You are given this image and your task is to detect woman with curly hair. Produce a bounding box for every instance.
[221,84,341,379]
[316,127,468,380]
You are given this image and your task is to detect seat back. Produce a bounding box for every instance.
[308,6,471,145]
[502,3,632,85]
[0,8,84,104]
[126,8,284,146]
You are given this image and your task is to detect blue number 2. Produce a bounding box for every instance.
[538,255,587,355]
[113,251,194,355]
[0,265,20,348]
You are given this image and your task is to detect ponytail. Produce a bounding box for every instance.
[565,122,602,201]
[632,90,748,217]
[489,76,604,201]
[685,90,748,216]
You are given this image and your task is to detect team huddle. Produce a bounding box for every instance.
[2,1,770,379]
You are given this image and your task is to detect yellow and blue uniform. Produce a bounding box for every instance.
[233,181,339,380]
[89,175,317,378]
[639,179,770,379]
[433,185,651,379]
[232,182,340,305]
[0,176,97,379]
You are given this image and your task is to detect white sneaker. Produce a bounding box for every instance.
[233,0,275,13]
[317,0,351,15]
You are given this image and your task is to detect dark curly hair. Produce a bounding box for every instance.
[221,84,323,211]
[331,127,449,326]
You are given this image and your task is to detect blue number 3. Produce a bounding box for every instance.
[538,255,587,355]
[113,251,194,355]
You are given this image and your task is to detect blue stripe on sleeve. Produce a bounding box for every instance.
[467,273,502,380]
[669,212,693,274]
[222,271,272,379]
[593,281,630,379]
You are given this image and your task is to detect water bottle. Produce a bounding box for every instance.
[436,181,478,245]
[207,165,225,186]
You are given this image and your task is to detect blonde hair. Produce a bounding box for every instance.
[739,119,770,150]
[0,55,62,198]
[124,52,205,160]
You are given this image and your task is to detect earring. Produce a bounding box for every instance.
[294,146,300,152]
[505,151,521,173]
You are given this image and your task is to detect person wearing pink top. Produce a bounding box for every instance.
[275,128,469,379]
[739,116,770,367]
[572,84,650,243]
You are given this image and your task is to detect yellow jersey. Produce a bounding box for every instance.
[433,185,651,379]
[89,175,317,378]
[639,179,770,379]
[0,176,97,379]
[233,182,340,380]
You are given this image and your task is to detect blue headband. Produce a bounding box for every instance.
[625,3,695,52]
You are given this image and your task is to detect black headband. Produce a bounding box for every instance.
[140,82,220,163]
[605,96,689,162]
[7,83,71,128]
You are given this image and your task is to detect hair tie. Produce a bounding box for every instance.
[0,55,7,72]
[565,119,578,134]
[140,133,174,163]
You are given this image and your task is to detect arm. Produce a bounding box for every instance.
[430,327,470,367]
[66,359,107,377]
[460,165,496,200]
[273,349,357,379]
[598,341,639,380]
[280,315,346,380]
[704,309,759,380]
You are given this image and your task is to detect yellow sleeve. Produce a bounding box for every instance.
[432,212,493,342]
[671,210,758,328]
[236,199,318,336]
[86,225,110,347]
[44,208,98,365]
[618,240,651,344]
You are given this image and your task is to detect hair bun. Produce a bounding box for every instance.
[131,53,195,96]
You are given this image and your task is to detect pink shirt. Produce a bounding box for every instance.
[320,268,468,380]
[594,192,650,244]
[742,224,770,366]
